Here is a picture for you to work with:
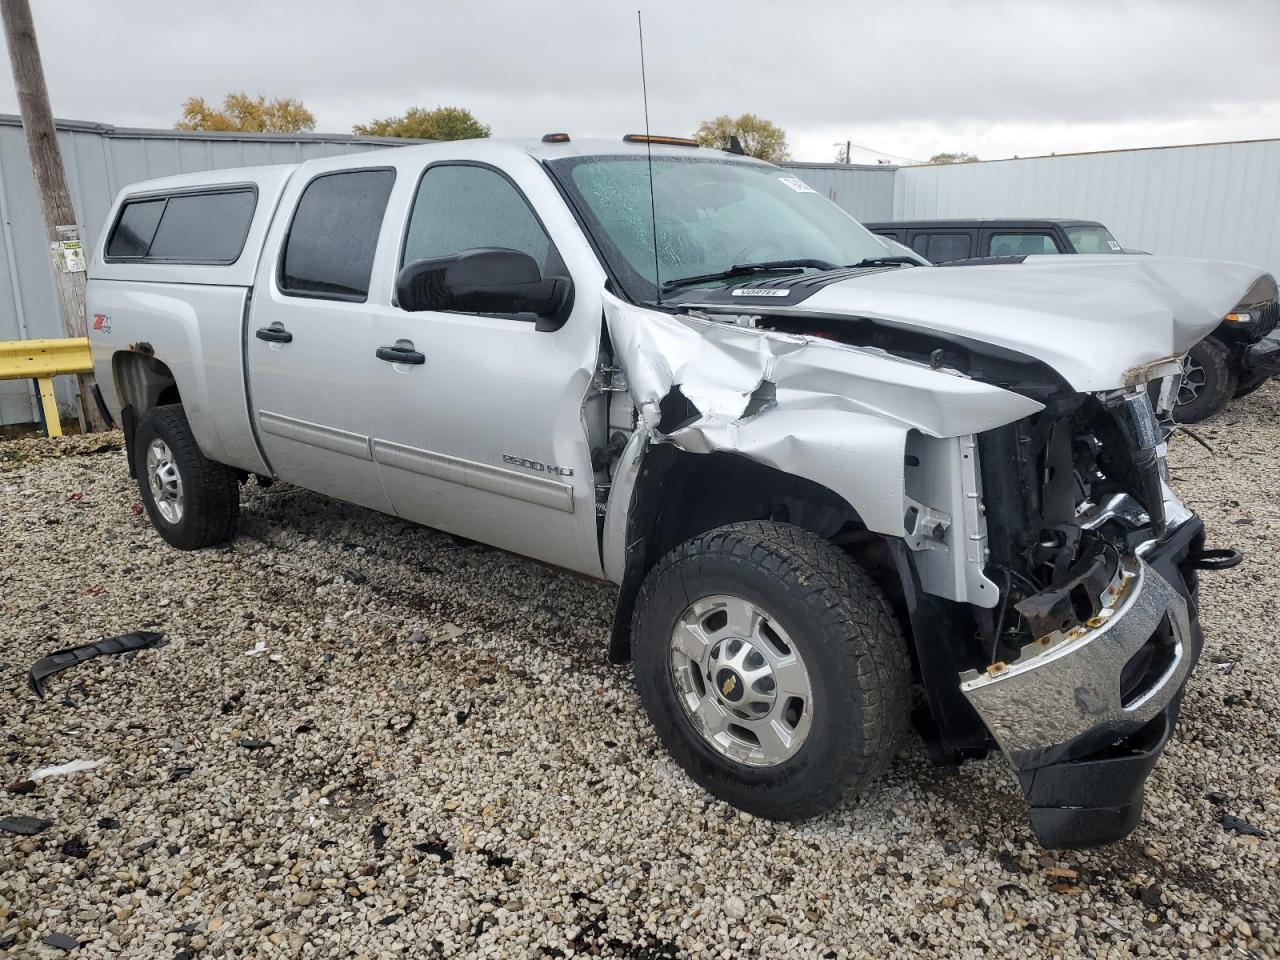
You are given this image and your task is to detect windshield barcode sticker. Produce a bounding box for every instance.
[778,176,816,193]
[732,288,791,297]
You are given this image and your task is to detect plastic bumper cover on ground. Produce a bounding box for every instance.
[959,518,1205,848]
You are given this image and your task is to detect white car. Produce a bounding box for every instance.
[86,134,1265,847]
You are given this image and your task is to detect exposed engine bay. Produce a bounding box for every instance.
[976,389,1184,663]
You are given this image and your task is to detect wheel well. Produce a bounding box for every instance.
[113,351,181,412]
[608,447,905,662]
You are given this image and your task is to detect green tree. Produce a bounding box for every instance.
[928,152,979,164]
[353,106,491,140]
[693,114,789,162]
[175,93,315,133]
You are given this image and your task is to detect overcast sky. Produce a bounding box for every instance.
[4,0,1278,164]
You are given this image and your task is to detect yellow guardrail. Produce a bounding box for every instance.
[0,337,93,437]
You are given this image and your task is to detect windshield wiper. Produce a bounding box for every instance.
[848,256,919,268]
[661,258,839,293]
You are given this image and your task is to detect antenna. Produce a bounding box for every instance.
[637,10,661,303]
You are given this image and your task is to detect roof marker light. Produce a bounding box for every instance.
[623,134,699,147]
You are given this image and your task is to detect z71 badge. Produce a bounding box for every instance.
[502,454,573,477]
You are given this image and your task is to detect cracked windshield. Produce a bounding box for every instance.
[549,155,894,302]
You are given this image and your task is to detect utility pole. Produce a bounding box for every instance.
[1,0,107,431]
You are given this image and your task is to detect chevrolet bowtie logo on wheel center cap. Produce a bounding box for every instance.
[715,668,744,703]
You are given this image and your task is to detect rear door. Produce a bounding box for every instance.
[366,153,607,577]
[246,164,397,511]
[908,230,973,263]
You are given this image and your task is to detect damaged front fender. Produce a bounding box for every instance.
[602,291,1042,556]
[605,291,1044,443]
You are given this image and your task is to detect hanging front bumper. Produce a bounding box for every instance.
[959,517,1208,847]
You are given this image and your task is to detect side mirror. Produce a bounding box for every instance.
[396,248,572,323]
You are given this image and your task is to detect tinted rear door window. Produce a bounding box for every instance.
[147,191,257,262]
[912,232,971,262]
[280,169,396,301]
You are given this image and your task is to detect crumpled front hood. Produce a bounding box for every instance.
[728,256,1270,391]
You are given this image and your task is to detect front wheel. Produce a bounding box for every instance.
[132,404,240,550]
[1174,337,1236,423]
[631,521,911,820]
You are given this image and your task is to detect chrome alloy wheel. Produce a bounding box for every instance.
[145,438,184,524]
[1178,353,1205,406]
[668,594,813,767]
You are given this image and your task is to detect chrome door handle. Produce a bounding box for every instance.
[376,339,425,365]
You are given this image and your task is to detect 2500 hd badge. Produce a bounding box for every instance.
[503,454,574,476]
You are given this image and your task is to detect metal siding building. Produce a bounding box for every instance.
[889,139,1280,278]
[782,141,1280,286]
[776,161,897,221]
[0,116,409,426]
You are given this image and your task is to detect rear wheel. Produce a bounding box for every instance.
[632,521,910,820]
[1174,337,1236,423]
[132,404,240,549]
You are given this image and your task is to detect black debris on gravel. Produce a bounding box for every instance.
[42,931,80,951]
[0,814,52,835]
[412,838,453,862]
[386,712,415,734]
[59,835,90,859]
[1221,812,1267,837]
[27,631,166,698]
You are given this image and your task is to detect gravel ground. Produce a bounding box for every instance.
[1,389,1277,959]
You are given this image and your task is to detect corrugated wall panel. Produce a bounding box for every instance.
[778,163,897,220]
[0,119,407,426]
[892,140,1280,279]
[0,153,29,422]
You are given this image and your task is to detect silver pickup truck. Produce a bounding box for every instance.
[86,135,1267,848]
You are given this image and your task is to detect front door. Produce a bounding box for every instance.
[247,166,397,512]
[368,159,604,576]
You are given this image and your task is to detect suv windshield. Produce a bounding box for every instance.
[1065,224,1124,254]
[546,155,894,303]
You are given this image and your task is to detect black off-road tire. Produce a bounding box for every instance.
[632,521,911,820]
[1174,337,1236,423]
[132,404,240,550]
